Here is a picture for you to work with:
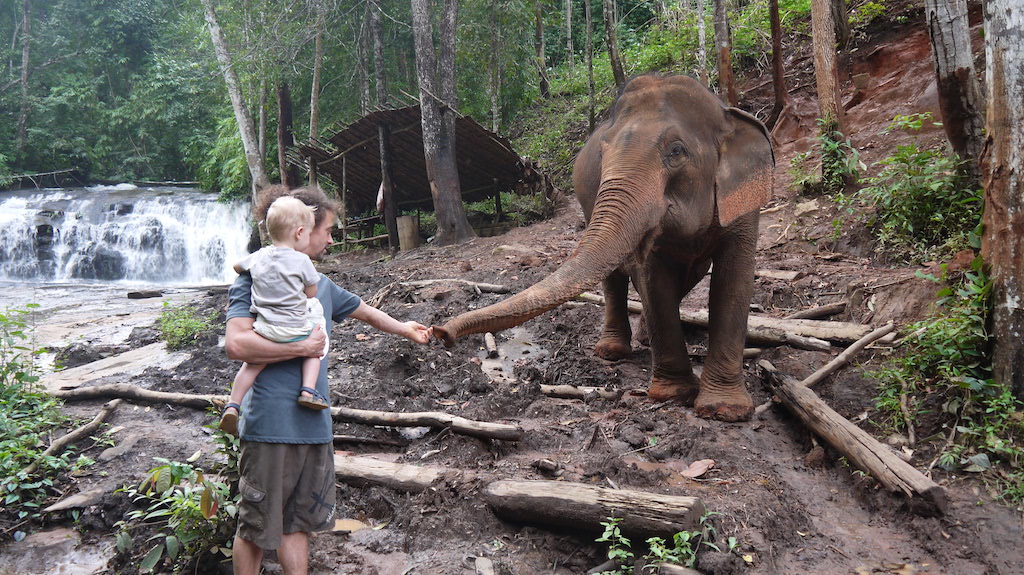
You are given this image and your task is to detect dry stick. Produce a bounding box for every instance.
[759,360,947,514]
[484,332,499,358]
[54,383,522,442]
[540,384,622,401]
[23,399,121,476]
[332,406,523,442]
[784,301,847,320]
[899,379,917,447]
[400,279,511,293]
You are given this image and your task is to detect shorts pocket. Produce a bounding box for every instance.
[237,477,266,531]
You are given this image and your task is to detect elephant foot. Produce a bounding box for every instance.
[647,375,700,405]
[595,336,632,360]
[694,388,754,422]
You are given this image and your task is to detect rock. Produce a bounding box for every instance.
[98,433,141,462]
[43,487,108,513]
[127,290,163,299]
[0,527,114,574]
[804,445,826,468]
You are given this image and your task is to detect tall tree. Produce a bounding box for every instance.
[201,0,270,196]
[603,0,626,89]
[565,0,573,70]
[925,0,985,182]
[696,0,709,85]
[713,0,736,104]
[371,0,399,250]
[535,1,550,98]
[308,2,325,186]
[277,81,301,188]
[411,0,475,245]
[586,0,595,132]
[766,0,788,127]
[810,0,843,129]
[488,0,502,132]
[981,0,1024,397]
[359,3,372,115]
[15,0,30,159]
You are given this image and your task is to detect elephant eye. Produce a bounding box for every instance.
[666,142,687,159]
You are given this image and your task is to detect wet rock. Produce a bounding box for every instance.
[54,343,105,368]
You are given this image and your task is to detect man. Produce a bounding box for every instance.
[225,185,431,574]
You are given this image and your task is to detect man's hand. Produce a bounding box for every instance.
[404,321,432,345]
[301,325,328,357]
[226,317,326,364]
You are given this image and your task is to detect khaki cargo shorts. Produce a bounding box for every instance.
[236,441,336,550]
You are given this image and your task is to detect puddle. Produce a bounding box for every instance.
[476,326,548,384]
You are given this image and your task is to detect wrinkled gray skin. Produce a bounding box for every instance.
[435,74,774,421]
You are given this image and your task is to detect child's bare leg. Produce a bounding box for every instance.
[296,356,329,410]
[219,363,265,435]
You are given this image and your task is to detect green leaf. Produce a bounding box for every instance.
[139,543,164,573]
[115,531,132,553]
[165,535,180,559]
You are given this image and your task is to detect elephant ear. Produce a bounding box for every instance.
[714,108,775,227]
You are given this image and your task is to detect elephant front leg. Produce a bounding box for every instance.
[695,220,758,422]
[635,272,700,405]
[594,270,633,360]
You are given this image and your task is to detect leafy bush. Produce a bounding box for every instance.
[115,455,236,574]
[871,262,1024,502]
[0,305,92,542]
[856,113,981,262]
[787,118,860,196]
[157,302,218,350]
[595,513,734,574]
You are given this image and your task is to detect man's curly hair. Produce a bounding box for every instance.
[254,184,340,228]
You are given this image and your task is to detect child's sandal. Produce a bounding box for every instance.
[297,387,330,410]
[218,402,242,436]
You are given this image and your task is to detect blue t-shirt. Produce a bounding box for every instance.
[226,273,361,444]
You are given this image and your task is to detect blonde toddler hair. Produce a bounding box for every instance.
[265,196,316,243]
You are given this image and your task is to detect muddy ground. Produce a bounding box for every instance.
[7,5,1024,575]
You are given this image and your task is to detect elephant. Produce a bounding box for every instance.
[434,74,774,422]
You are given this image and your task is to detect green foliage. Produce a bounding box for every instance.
[871,262,1024,502]
[196,115,251,200]
[115,455,236,574]
[849,0,888,30]
[0,306,90,540]
[157,302,217,351]
[596,512,732,574]
[855,113,982,262]
[787,118,860,196]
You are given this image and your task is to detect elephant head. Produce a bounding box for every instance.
[433,74,773,348]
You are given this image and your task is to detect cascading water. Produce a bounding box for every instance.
[0,184,251,285]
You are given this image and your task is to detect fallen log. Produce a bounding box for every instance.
[484,333,499,358]
[758,361,947,514]
[24,399,121,476]
[575,293,853,349]
[401,279,511,294]
[784,301,846,320]
[802,322,896,388]
[333,453,460,492]
[53,384,223,409]
[55,384,522,442]
[540,384,622,401]
[332,406,523,442]
[484,479,706,538]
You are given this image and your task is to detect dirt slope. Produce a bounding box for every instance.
[23,7,1024,575]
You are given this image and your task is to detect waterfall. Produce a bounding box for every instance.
[0,185,251,285]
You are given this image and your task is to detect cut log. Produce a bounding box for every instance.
[332,406,523,441]
[483,480,706,538]
[784,301,846,320]
[24,399,121,476]
[401,279,511,293]
[54,383,224,409]
[127,290,163,299]
[540,384,622,401]
[758,360,947,514]
[756,269,804,281]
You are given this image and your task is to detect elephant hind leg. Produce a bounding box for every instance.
[594,270,633,360]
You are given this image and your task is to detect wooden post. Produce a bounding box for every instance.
[380,121,399,250]
[341,155,348,251]
[493,178,503,223]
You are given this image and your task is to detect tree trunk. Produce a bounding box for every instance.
[489,0,502,132]
[308,7,324,185]
[832,0,851,77]
[586,0,595,132]
[766,0,788,128]
[982,0,1024,398]
[713,0,736,105]
[603,0,626,89]
[359,2,372,116]
[697,0,709,85]
[565,0,573,70]
[201,0,270,195]
[810,0,843,129]
[15,0,29,159]
[276,82,301,188]
[535,1,550,98]
[410,0,475,245]
[258,79,267,170]
[372,0,399,250]
[925,0,985,183]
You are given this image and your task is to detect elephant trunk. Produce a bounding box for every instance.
[434,153,664,347]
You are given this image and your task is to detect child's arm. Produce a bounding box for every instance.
[304,283,318,299]
[233,261,245,274]
[348,301,432,344]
